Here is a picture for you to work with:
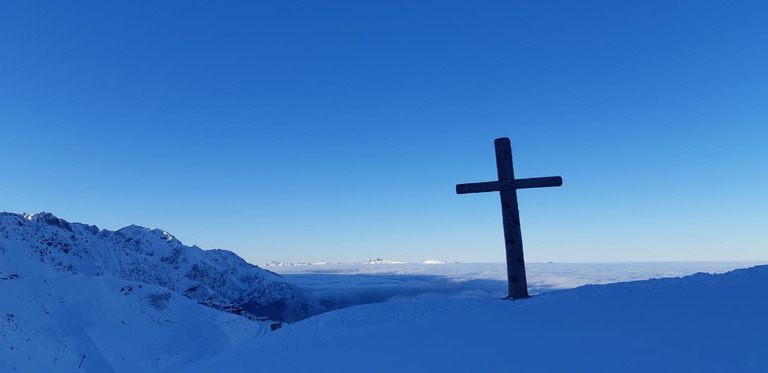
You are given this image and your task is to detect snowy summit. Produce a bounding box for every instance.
[423,259,447,264]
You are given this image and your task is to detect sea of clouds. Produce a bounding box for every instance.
[269,261,762,315]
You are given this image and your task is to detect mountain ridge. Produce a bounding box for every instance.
[0,211,306,321]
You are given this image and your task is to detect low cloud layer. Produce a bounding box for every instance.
[276,261,761,320]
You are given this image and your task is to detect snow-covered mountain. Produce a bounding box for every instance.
[0,212,306,321]
[422,259,447,264]
[4,212,765,372]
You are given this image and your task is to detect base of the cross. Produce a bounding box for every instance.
[502,295,531,301]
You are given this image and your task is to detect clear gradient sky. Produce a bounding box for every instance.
[2,1,767,265]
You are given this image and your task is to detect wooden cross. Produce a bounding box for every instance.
[456,137,562,299]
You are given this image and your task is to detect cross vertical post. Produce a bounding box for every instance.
[456,137,562,299]
[495,138,528,299]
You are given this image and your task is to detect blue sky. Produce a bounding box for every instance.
[2,1,766,264]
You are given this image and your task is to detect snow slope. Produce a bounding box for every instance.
[0,274,270,372]
[187,265,768,372]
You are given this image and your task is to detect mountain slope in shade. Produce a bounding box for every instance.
[0,212,307,321]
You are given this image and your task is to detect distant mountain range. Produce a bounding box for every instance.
[0,212,306,322]
[265,258,448,266]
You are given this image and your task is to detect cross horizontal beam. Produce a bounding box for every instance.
[456,176,562,194]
